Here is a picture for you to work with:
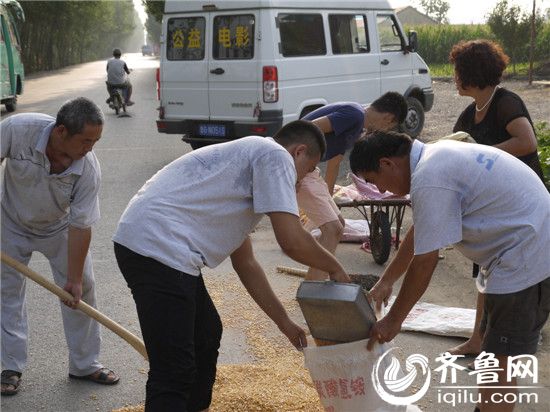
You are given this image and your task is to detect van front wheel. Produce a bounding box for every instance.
[401,97,424,138]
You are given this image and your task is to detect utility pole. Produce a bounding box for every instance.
[528,0,536,85]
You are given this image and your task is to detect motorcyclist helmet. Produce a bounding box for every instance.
[113,48,122,57]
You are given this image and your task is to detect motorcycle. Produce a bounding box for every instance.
[106,82,130,117]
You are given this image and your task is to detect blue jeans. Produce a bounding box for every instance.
[114,243,222,412]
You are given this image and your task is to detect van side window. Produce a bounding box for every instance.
[329,14,369,55]
[278,14,326,57]
[166,17,205,60]
[213,15,254,60]
[377,14,405,52]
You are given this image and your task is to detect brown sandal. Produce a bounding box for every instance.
[69,367,120,385]
[1,370,22,396]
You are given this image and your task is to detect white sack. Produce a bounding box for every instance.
[303,340,421,412]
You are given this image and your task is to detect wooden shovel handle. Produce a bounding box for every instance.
[276,265,308,277]
[1,252,148,361]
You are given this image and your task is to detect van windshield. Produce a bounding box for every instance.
[167,17,206,60]
[213,14,255,60]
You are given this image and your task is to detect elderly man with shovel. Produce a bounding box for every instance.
[0,98,119,396]
[113,120,350,411]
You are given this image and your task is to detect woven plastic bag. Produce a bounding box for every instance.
[303,340,421,412]
[386,297,475,338]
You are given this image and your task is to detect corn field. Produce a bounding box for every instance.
[408,23,550,66]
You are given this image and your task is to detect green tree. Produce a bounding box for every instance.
[143,0,164,46]
[143,0,164,22]
[19,1,136,73]
[487,0,543,74]
[417,0,450,24]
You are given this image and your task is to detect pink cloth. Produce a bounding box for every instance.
[333,173,407,202]
[350,173,400,200]
[297,168,341,228]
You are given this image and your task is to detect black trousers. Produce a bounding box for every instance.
[114,243,223,412]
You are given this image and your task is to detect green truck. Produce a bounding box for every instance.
[0,0,24,112]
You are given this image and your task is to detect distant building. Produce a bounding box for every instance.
[395,6,438,26]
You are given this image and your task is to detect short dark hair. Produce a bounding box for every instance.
[273,120,326,159]
[371,92,408,124]
[449,39,509,89]
[56,97,104,135]
[350,131,412,174]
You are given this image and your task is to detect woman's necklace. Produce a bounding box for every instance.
[475,86,499,112]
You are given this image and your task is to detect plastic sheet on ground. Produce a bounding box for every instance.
[311,218,370,243]
[387,297,475,338]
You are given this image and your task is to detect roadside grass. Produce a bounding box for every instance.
[429,62,535,78]
[535,121,550,190]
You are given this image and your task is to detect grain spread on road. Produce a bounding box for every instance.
[113,272,324,412]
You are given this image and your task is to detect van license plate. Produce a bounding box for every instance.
[198,124,226,137]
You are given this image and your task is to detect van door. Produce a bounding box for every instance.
[162,14,210,121]
[376,13,412,95]
[208,13,259,124]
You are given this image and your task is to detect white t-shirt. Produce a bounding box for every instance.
[410,140,550,294]
[0,113,101,236]
[113,136,299,275]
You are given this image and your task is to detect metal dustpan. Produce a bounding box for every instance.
[296,280,376,343]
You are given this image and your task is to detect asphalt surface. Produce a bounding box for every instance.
[1,54,548,412]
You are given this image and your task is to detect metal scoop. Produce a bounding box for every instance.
[296,280,377,343]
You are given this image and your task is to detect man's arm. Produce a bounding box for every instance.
[324,154,344,195]
[309,116,343,194]
[311,116,333,134]
[230,236,306,349]
[369,225,415,311]
[64,226,91,308]
[367,249,439,350]
[268,212,350,283]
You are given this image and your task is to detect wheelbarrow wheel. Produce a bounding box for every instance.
[370,211,391,265]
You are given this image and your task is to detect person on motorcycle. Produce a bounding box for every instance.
[106,48,134,106]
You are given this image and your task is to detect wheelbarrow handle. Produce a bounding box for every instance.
[0,252,148,361]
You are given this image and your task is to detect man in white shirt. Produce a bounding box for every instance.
[350,131,550,412]
[1,98,119,396]
[113,120,350,411]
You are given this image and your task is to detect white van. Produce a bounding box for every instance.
[156,0,434,149]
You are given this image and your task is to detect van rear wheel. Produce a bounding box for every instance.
[189,140,214,150]
[400,97,424,138]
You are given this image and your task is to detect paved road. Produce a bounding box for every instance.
[1,54,548,412]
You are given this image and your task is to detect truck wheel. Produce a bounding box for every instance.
[400,97,424,138]
[5,98,17,112]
